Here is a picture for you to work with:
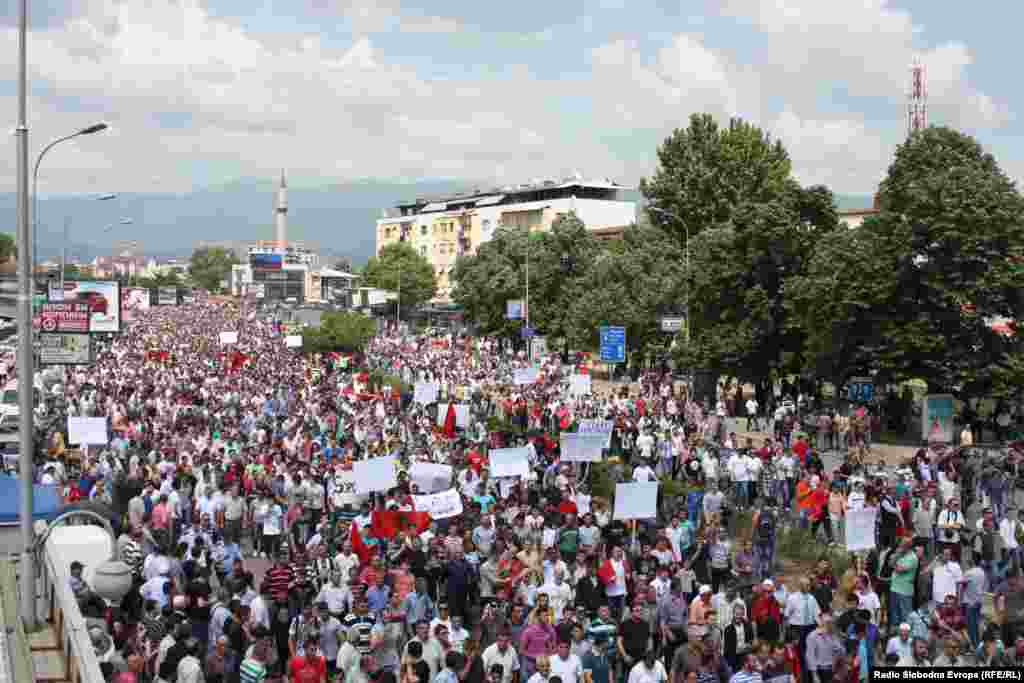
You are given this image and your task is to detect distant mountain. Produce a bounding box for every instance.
[0,179,474,265]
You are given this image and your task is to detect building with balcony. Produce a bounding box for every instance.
[375,177,638,302]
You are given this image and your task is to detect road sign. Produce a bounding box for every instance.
[847,377,874,403]
[521,326,535,338]
[660,316,684,333]
[599,326,626,364]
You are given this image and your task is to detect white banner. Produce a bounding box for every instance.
[285,335,302,348]
[353,456,398,494]
[613,481,659,520]
[578,419,614,448]
[414,382,439,405]
[489,447,531,478]
[560,433,606,462]
[331,470,367,507]
[219,331,238,345]
[570,374,592,396]
[67,417,109,445]
[409,462,454,493]
[513,367,539,385]
[845,508,878,552]
[413,489,463,519]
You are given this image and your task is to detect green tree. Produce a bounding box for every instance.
[569,224,687,357]
[361,242,437,310]
[452,213,600,346]
[0,233,15,262]
[188,247,238,293]
[812,127,1024,401]
[641,114,792,250]
[303,311,378,354]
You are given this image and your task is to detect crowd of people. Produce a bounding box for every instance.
[32,298,1024,683]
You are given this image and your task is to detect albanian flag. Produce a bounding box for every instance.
[350,521,374,566]
[230,351,250,371]
[443,403,457,439]
[370,510,432,540]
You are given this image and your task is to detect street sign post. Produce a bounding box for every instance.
[599,326,626,364]
[847,377,875,403]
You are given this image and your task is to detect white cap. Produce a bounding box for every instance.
[699,585,712,595]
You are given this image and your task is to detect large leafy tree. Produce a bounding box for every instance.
[188,247,238,293]
[641,114,792,250]
[303,311,377,354]
[569,224,687,356]
[362,242,437,310]
[452,213,599,344]
[828,127,1024,400]
[680,184,840,401]
[0,233,15,262]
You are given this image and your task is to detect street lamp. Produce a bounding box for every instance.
[648,206,690,344]
[32,122,110,274]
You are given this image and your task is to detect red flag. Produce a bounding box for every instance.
[370,510,432,540]
[443,403,457,438]
[231,351,249,371]
[349,522,373,566]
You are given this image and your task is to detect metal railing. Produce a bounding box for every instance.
[0,559,34,683]
[37,542,106,683]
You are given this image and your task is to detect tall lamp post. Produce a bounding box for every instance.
[648,206,690,344]
[17,0,108,628]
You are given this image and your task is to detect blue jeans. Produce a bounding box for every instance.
[889,592,913,632]
[754,542,774,580]
[966,603,982,646]
[735,482,748,508]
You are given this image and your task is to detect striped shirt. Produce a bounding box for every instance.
[238,657,267,683]
[265,564,295,602]
[586,618,618,647]
[729,671,763,683]
[121,540,144,577]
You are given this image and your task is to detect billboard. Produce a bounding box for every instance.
[45,280,120,333]
[39,333,92,365]
[122,287,151,313]
[251,253,283,270]
[158,287,178,305]
[182,291,196,304]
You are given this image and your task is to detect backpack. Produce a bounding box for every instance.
[756,510,776,543]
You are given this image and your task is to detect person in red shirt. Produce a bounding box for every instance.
[466,449,485,473]
[792,436,809,466]
[289,635,327,683]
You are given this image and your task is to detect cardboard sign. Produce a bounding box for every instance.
[570,374,592,396]
[67,417,109,446]
[285,335,302,348]
[489,448,530,478]
[409,462,453,493]
[845,508,878,552]
[412,489,463,519]
[414,382,439,405]
[613,481,658,520]
[219,331,239,345]
[513,367,539,385]
[578,419,614,448]
[560,433,606,462]
[353,456,398,494]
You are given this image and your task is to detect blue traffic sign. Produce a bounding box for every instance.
[521,326,535,338]
[599,326,626,364]
[847,377,874,403]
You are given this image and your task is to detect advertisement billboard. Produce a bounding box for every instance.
[158,287,178,305]
[45,280,120,333]
[122,287,151,312]
[39,333,92,365]
[251,253,283,270]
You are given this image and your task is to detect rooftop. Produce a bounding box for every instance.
[394,176,631,213]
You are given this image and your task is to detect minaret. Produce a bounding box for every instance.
[275,170,288,247]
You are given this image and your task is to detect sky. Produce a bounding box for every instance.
[0,0,1019,197]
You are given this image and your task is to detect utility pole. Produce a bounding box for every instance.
[525,232,531,362]
[15,0,36,630]
[396,267,401,332]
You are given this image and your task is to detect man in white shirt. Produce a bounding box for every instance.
[481,631,520,683]
[745,398,759,431]
[550,640,583,683]
[936,498,965,558]
[627,650,667,683]
[538,569,573,621]
[999,507,1021,568]
[930,546,963,604]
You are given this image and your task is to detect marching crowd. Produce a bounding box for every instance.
[33,299,1024,683]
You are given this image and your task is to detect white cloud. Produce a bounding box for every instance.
[399,15,461,34]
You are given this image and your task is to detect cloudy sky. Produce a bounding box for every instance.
[0,0,1018,196]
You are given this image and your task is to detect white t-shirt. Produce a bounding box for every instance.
[932,561,963,603]
[550,654,583,683]
[627,661,667,683]
[481,644,520,683]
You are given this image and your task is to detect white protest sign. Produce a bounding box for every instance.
[285,335,302,348]
[413,489,463,519]
[575,494,592,515]
[409,462,453,493]
[560,433,606,462]
[845,508,878,552]
[613,481,659,520]
[513,367,539,385]
[570,374,592,396]
[414,382,439,405]
[489,448,531,479]
[331,470,367,507]
[578,419,614,448]
[67,416,109,446]
[219,331,238,345]
[353,456,398,494]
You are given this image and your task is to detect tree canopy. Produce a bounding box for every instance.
[188,247,239,293]
[303,311,378,354]
[0,233,15,263]
[361,242,437,310]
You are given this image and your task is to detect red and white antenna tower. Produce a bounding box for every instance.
[907,59,927,136]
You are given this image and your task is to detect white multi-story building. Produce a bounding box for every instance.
[375,177,638,302]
